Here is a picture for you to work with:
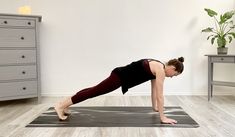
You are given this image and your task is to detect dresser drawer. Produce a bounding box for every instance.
[0,81,37,97]
[0,50,36,65]
[0,18,35,27]
[0,28,35,47]
[211,56,235,63]
[0,65,37,81]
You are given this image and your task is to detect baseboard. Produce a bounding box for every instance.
[41,91,235,97]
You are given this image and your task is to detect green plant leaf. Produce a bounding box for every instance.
[228,32,235,38]
[228,36,233,43]
[220,11,235,24]
[220,15,225,24]
[211,37,215,45]
[204,8,217,17]
[217,36,226,47]
[223,11,235,20]
[202,27,213,32]
[207,35,214,40]
[230,25,235,29]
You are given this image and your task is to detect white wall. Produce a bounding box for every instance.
[0,0,234,96]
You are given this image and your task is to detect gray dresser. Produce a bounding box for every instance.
[0,14,42,102]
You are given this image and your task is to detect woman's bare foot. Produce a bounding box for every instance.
[54,97,73,120]
[54,103,68,120]
[64,107,70,116]
[153,107,165,112]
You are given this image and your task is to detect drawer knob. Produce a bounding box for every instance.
[21,55,25,58]
[28,22,31,25]
[221,58,224,60]
[20,37,25,40]
[22,87,27,90]
[22,71,26,74]
[3,21,8,24]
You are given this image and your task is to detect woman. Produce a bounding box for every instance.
[55,57,184,125]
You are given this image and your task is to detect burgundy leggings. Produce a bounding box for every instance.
[71,71,121,104]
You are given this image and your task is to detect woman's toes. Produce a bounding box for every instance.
[59,115,68,121]
[64,108,71,116]
[54,105,68,120]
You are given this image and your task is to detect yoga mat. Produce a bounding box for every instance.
[26,106,199,128]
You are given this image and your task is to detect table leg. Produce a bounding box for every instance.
[208,58,213,101]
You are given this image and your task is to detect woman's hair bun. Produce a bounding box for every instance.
[178,57,184,63]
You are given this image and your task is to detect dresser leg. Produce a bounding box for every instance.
[37,95,41,104]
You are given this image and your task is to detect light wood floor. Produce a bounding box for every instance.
[0,95,235,137]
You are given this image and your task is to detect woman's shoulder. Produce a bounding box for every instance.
[148,60,165,76]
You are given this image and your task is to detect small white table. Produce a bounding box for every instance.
[205,55,235,101]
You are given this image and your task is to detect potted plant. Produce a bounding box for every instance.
[202,8,235,54]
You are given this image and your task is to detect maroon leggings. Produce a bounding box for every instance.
[71,72,122,104]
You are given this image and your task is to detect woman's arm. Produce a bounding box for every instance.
[150,63,177,125]
[151,79,158,111]
[153,70,165,119]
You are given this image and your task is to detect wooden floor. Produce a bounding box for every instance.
[0,95,235,137]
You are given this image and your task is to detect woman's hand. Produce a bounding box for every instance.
[161,116,177,125]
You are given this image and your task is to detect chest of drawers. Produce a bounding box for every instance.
[0,14,42,102]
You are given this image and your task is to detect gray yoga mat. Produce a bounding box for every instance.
[26,106,199,128]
